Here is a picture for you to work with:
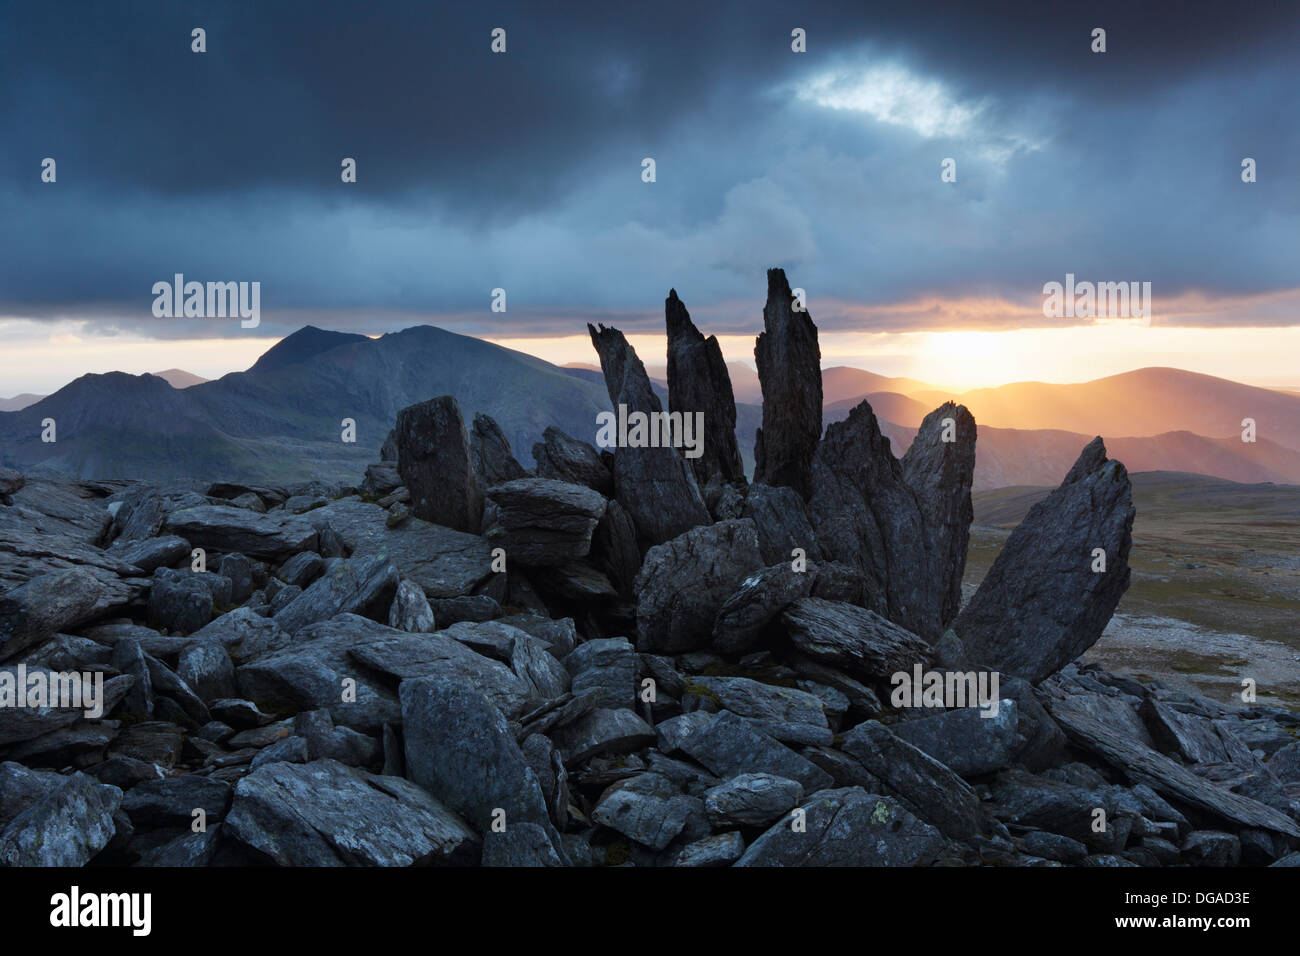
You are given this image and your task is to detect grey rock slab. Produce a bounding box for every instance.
[0,772,122,866]
[481,477,606,566]
[741,482,822,567]
[1046,692,1300,838]
[551,707,656,765]
[1021,830,1088,864]
[135,826,221,867]
[692,675,827,728]
[164,505,318,561]
[498,615,578,659]
[144,654,211,726]
[396,396,482,534]
[348,625,532,719]
[635,519,764,653]
[890,701,1022,777]
[564,637,637,709]
[388,578,436,633]
[592,772,699,851]
[120,774,232,827]
[428,593,501,625]
[1182,830,1241,867]
[481,822,565,866]
[177,640,236,703]
[712,563,816,655]
[0,567,110,661]
[147,566,230,635]
[112,535,190,574]
[664,288,745,488]
[219,552,254,604]
[782,598,930,682]
[399,675,560,849]
[655,710,719,755]
[305,500,501,600]
[736,787,945,867]
[226,759,479,866]
[194,607,291,660]
[0,668,134,744]
[532,426,612,496]
[899,402,977,630]
[840,719,983,840]
[248,734,311,771]
[293,709,382,768]
[276,551,324,588]
[470,412,529,490]
[589,497,641,599]
[510,633,570,700]
[675,710,831,793]
[234,614,402,733]
[0,761,65,829]
[704,773,804,827]
[1141,697,1256,768]
[955,437,1134,683]
[806,400,934,636]
[272,552,399,634]
[673,831,745,867]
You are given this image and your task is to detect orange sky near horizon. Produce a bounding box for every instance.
[488,324,1300,393]
[2,317,1299,397]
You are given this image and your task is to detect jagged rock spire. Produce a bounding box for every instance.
[395,395,482,533]
[807,398,977,642]
[753,268,822,500]
[587,323,709,544]
[901,402,977,629]
[955,436,1135,683]
[664,288,745,489]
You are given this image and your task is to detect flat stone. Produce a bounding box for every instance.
[674,831,745,867]
[164,505,318,561]
[736,788,945,867]
[0,568,110,660]
[552,707,656,765]
[481,478,606,566]
[891,701,1022,777]
[782,598,931,681]
[840,719,983,839]
[704,773,804,827]
[235,614,402,733]
[675,710,832,793]
[226,759,479,866]
[0,772,122,866]
[593,772,701,851]
[272,552,399,634]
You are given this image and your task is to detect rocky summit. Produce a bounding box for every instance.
[1,272,1297,869]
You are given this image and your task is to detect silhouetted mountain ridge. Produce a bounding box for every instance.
[0,325,611,482]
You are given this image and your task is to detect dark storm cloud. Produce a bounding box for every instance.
[1,0,1297,335]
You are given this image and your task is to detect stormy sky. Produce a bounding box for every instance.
[1,0,1298,390]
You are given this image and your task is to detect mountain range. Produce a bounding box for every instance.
[0,367,208,411]
[2,324,1298,489]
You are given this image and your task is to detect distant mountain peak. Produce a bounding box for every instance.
[152,368,209,389]
[249,325,370,373]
